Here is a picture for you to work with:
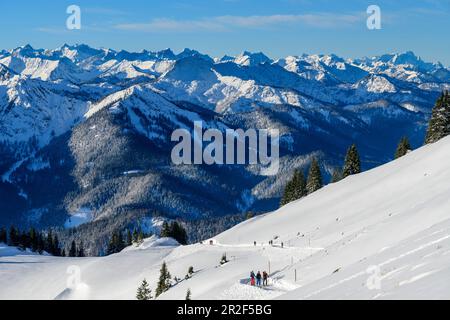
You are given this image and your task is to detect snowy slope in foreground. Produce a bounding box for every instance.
[1,137,450,300]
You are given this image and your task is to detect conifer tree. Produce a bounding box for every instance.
[0,227,6,244]
[280,177,294,207]
[77,241,85,257]
[291,170,307,200]
[136,279,152,300]
[107,232,117,254]
[37,233,45,254]
[8,226,19,247]
[170,222,188,245]
[306,158,323,194]
[18,231,29,250]
[331,167,343,183]
[138,230,144,243]
[280,169,307,207]
[69,240,77,257]
[52,234,60,256]
[126,229,132,246]
[107,230,126,255]
[160,221,187,245]
[45,230,54,255]
[132,228,139,243]
[425,91,450,144]
[395,136,411,159]
[29,228,38,252]
[117,231,125,250]
[155,262,171,297]
[160,221,170,238]
[343,144,361,178]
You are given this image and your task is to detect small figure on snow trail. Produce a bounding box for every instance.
[256,271,262,287]
[254,241,256,246]
[263,271,268,286]
[250,271,256,286]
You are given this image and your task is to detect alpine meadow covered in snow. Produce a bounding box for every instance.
[1,0,450,304]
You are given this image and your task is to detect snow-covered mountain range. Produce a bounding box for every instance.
[0,44,448,238]
[2,135,450,299]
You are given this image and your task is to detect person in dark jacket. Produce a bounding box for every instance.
[256,271,262,286]
[262,271,268,286]
[250,271,256,286]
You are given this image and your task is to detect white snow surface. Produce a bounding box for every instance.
[1,136,450,300]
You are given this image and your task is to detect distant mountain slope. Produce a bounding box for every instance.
[0,44,448,237]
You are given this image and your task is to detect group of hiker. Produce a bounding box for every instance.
[250,270,269,287]
[254,240,284,248]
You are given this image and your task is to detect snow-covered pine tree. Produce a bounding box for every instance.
[155,262,171,298]
[136,279,152,300]
[395,136,411,159]
[343,144,361,178]
[425,91,450,144]
[306,158,323,194]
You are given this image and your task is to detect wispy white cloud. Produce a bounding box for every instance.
[114,13,365,32]
[84,7,128,16]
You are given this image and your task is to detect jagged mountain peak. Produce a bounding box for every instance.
[235,51,272,66]
[353,74,397,93]
[176,48,214,63]
[153,48,176,60]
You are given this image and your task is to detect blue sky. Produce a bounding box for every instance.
[1,0,449,64]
